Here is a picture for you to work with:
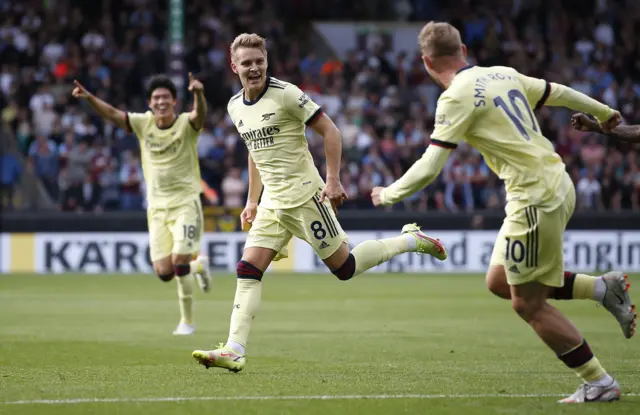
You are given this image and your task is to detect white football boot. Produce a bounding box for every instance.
[559,379,621,403]
[193,255,212,293]
[600,272,636,339]
[172,321,196,336]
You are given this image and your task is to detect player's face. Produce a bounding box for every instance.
[149,88,176,118]
[232,47,268,91]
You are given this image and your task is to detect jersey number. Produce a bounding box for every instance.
[505,237,526,263]
[310,221,326,240]
[183,225,197,240]
[494,89,538,141]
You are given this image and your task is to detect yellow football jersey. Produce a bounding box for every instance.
[127,111,202,209]
[227,76,325,209]
[431,65,575,213]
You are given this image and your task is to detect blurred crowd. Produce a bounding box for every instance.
[2,0,640,212]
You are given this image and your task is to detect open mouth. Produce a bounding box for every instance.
[248,74,261,81]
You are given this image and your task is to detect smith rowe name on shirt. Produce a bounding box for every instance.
[473,72,518,107]
[241,126,280,150]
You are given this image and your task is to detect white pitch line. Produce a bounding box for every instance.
[2,393,639,405]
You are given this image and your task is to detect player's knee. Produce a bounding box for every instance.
[331,253,356,281]
[154,262,174,282]
[174,263,190,277]
[486,274,510,299]
[157,272,175,282]
[237,260,264,281]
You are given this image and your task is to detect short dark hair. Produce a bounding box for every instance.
[146,75,177,100]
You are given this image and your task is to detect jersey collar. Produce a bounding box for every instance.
[456,65,474,75]
[243,76,271,106]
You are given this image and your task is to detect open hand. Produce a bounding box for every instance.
[188,72,204,94]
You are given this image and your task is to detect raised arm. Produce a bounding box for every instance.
[188,73,207,130]
[572,113,640,142]
[72,80,128,130]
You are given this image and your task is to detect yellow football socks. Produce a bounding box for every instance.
[572,274,597,300]
[227,278,262,353]
[190,258,203,274]
[575,356,607,383]
[351,236,412,276]
[177,274,195,325]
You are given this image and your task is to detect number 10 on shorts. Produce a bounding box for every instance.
[505,237,526,263]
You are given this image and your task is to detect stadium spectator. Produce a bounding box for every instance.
[1,152,21,210]
[2,0,640,213]
[119,152,143,211]
[221,167,247,208]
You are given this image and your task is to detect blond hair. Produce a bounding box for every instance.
[230,33,267,58]
[418,22,462,58]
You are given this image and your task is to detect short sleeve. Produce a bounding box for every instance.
[281,84,323,125]
[126,111,151,138]
[516,73,551,111]
[430,95,473,149]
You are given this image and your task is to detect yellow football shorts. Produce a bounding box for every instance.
[147,198,204,262]
[490,187,576,287]
[245,193,348,261]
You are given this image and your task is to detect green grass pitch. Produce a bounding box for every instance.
[0,272,638,415]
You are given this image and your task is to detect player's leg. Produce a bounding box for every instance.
[192,207,289,372]
[511,282,620,403]
[293,194,446,280]
[181,199,211,292]
[169,200,208,335]
[488,266,635,337]
[488,266,611,302]
[223,246,277,355]
[148,206,175,282]
[503,206,620,403]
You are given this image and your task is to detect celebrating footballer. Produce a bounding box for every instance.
[72,73,212,336]
[191,33,448,373]
[371,22,635,403]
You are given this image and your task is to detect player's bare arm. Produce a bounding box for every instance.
[372,145,452,206]
[572,113,640,142]
[188,73,206,130]
[241,154,263,231]
[310,113,348,211]
[72,80,127,130]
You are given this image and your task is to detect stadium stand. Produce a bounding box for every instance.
[1,0,639,212]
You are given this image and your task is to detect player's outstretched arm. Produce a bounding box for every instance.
[373,93,467,207]
[72,80,127,130]
[372,145,451,206]
[517,73,620,132]
[188,73,207,130]
[572,113,640,142]
[309,114,348,210]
